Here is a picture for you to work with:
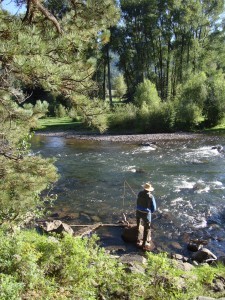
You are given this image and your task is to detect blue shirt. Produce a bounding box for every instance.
[136,190,156,213]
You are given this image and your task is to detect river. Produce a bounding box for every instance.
[31,133,225,256]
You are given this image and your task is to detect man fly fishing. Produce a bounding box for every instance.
[136,182,156,251]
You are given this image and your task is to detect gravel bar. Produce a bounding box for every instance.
[35,130,209,143]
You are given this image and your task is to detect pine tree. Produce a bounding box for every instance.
[0,0,119,226]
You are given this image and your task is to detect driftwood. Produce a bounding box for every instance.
[72,222,135,237]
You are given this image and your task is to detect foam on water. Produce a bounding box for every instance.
[132,146,156,154]
[184,146,221,160]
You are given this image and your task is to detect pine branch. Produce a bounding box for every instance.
[23,0,62,34]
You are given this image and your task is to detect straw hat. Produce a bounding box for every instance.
[143,182,154,192]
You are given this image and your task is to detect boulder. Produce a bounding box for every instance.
[192,248,217,263]
[39,220,74,235]
[121,225,142,243]
[119,254,147,274]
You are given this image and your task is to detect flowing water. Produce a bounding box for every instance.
[31,133,225,256]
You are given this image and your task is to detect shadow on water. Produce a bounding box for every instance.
[31,134,225,256]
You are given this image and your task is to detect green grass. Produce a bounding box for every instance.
[35,117,86,131]
[204,118,225,133]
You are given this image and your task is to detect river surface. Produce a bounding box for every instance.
[31,133,225,257]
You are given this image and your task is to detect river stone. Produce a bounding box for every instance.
[91,215,101,222]
[187,242,203,252]
[171,241,183,250]
[40,220,74,235]
[119,254,147,274]
[191,248,217,263]
[174,260,194,272]
[121,225,142,243]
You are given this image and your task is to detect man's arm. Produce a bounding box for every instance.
[151,195,157,213]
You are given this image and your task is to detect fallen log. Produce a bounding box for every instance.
[73,223,103,237]
[72,223,135,237]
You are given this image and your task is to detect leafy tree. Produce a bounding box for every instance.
[134,79,161,108]
[113,74,127,99]
[176,72,208,129]
[204,72,225,126]
[0,0,119,225]
[113,0,225,104]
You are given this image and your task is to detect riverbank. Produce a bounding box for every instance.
[35,129,210,143]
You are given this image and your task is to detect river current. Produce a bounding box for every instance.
[31,133,225,256]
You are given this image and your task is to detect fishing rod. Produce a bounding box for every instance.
[122,180,137,207]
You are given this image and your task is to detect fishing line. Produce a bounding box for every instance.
[122,180,137,207]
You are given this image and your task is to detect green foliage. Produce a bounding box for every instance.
[176,72,207,129]
[0,274,24,300]
[0,228,224,299]
[113,74,127,99]
[0,1,119,227]
[135,100,175,133]
[134,79,161,108]
[54,104,68,118]
[204,72,225,126]
[0,154,58,226]
[0,229,126,299]
[108,103,138,130]
[114,0,225,103]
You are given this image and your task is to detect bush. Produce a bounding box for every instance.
[0,228,224,299]
[204,72,225,126]
[54,104,68,118]
[135,101,175,133]
[134,79,161,108]
[108,103,138,130]
[175,72,208,129]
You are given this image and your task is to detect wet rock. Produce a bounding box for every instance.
[187,242,203,252]
[139,142,156,147]
[211,145,224,153]
[49,213,60,218]
[39,220,74,235]
[187,238,208,252]
[60,215,75,221]
[135,168,146,174]
[171,241,183,250]
[91,215,101,222]
[191,248,217,263]
[80,212,92,223]
[121,225,141,243]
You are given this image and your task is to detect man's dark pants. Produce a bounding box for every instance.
[136,210,151,244]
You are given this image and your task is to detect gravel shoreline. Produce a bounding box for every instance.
[35,130,209,143]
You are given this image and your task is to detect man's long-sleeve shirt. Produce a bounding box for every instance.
[136,190,156,213]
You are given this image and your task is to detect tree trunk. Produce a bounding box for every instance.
[106,44,113,107]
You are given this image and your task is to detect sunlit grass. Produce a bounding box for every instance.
[36,117,84,131]
[205,118,225,133]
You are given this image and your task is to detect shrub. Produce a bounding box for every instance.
[54,104,68,118]
[108,103,138,130]
[113,74,127,99]
[176,72,208,129]
[136,101,175,133]
[204,72,225,126]
[0,228,224,299]
[134,79,161,108]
